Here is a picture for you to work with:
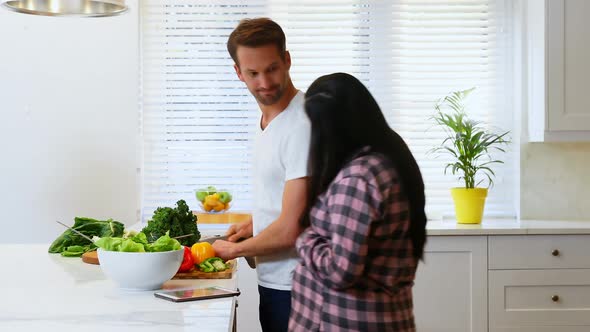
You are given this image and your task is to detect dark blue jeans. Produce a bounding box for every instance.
[258,285,291,332]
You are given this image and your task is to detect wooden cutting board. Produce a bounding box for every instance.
[82,250,99,264]
[172,259,236,279]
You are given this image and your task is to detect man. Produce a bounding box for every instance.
[212,18,310,332]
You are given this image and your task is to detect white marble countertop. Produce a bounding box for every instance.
[426,219,590,235]
[0,245,238,332]
[197,218,590,236]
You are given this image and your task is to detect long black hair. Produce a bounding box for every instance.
[304,73,427,260]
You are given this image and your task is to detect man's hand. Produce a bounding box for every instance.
[226,219,253,242]
[221,177,308,258]
[212,240,238,261]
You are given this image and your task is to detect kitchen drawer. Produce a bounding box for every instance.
[489,235,590,270]
[489,269,590,328]
[491,327,590,332]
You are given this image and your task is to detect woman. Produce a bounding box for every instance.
[289,73,427,331]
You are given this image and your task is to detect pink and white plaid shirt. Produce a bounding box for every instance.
[289,151,418,332]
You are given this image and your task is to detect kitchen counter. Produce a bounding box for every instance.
[183,218,590,237]
[427,219,590,235]
[0,245,238,332]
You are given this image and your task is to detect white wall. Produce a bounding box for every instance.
[0,1,139,243]
[520,142,590,219]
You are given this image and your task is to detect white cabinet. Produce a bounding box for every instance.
[489,269,590,332]
[413,236,488,332]
[528,0,590,141]
[546,0,590,132]
[488,235,590,269]
[413,234,590,332]
[236,257,262,332]
[235,232,590,331]
[488,235,590,332]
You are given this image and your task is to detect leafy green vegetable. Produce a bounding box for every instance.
[61,245,87,257]
[145,232,182,252]
[130,232,148,246]
[120,239,146,252]
[95,231,181,253]
[94,237,124,251]
[95,237,148,252]
[198,257,228,272]
[48,217,125,256]
[141,200,200,246]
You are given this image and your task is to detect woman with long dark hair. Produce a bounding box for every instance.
[289,73,427,331]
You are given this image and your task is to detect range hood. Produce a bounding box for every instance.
[2,0,127,17]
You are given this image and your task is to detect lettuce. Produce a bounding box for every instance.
[95,231,180,253]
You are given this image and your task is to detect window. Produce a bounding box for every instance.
[140,0,516,221]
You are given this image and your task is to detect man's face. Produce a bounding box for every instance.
[234,44,291,106]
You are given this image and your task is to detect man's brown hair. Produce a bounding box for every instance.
[227,18,286,67]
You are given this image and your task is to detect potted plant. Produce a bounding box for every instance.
[431,88,510,224]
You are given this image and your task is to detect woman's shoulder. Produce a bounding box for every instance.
[337,151,397,186]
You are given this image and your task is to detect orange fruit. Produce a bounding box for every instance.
[190,242,215,264]
[204,194,219,207]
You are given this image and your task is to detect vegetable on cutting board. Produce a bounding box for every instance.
[190,242,215,264]
[177,246,194,272]
[185,241,230,273]
[198,257,229,273]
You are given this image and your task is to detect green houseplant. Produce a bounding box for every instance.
[431,88,510,224]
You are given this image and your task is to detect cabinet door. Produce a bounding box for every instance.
[491,327,590,332]
[489,269,590,331]
[413,236,488,332]
[235,257,262,332]
[547,0,590,131]
[489,235,590,270]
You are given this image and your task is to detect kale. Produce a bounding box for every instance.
[141,200,200,247]
[48,217,125,255]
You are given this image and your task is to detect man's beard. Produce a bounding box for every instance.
[254,85,284,105]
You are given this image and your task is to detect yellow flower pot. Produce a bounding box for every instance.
[450,188,488,224]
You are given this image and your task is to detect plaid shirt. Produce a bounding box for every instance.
[289,151,418,332]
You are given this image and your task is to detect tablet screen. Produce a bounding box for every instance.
[155,286,240,302]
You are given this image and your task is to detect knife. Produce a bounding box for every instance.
[56,220,95,243]
[199,234,228,244]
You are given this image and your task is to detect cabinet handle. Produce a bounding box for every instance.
[551,249,560,256]
[551,295,559,302]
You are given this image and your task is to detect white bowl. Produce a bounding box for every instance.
[97,248,183,291]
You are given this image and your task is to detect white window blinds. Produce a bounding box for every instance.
[140,0,516,221]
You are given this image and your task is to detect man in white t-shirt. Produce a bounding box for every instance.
[212,18,310,332]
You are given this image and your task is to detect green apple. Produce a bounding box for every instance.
[196,189,208,202]
[218,191,232,204]
[206,186,217,194]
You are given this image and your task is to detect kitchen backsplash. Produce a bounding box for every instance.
[521,142,590,220]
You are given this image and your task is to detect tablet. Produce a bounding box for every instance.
[154,286,240,303]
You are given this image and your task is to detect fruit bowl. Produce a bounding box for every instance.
[197,201,231,214]
[195,186,232,213]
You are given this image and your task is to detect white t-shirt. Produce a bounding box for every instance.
[252,91,310,291]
